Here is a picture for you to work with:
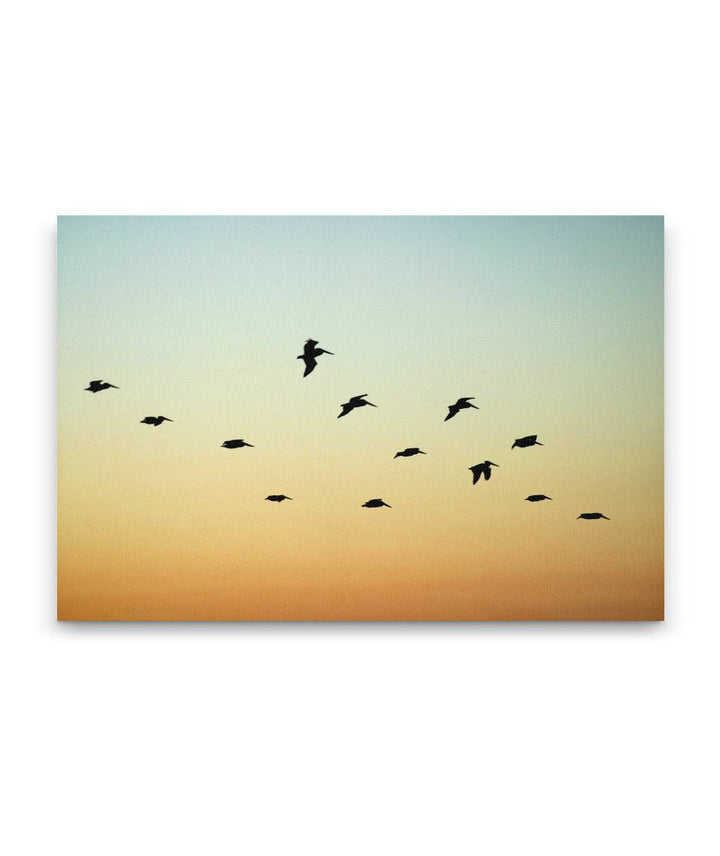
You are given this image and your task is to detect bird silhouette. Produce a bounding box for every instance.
[266,495,292,502]
[445,397,478,421]
[297,339,334,377]
[512,435,543,449]
[469,461,499,484]
[338,394,377,418]
[140,416,173,426]
[577,512,610,520]
[362,498,391,508]
[525,494,552,502]
[394,447,426,458]
[221,439,254,449]
[85,380,119,393]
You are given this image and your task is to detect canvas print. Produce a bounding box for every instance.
[57,216,663,620]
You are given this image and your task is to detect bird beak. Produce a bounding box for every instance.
[490,462,499,467]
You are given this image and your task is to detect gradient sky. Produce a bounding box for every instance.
[57,216,663,620]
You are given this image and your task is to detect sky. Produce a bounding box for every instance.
[57,216,663,620]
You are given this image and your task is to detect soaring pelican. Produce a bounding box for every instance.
[469,461,499,484]
[394,447,426,458]
[266,495,292,502]
[525,494,552,502]
[338,394,377,418]
[221,439,254,449]
[445,397,478,421]
[85,380,119,393]
[577,512,610,520]
[297,339,334,377]
[512,435,543,449]
[140,416,173,426]
[362,498,391,508]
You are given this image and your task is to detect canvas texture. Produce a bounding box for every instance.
[57,216,664,620]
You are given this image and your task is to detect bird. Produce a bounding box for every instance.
[512,435,543,449]
[85,380,119,393]
[297,339,334,377]
[469,461,499,484]
[362,498,391,508]
[338,394,377,418]
[140,416,173,426]
[394,447,426,458]
[265,495,292,502]
[445,397,478,421]
[577,512,610,520]
[221,439,254,448]
[525,494,552,502]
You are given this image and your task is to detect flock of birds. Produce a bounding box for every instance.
[85,339,610,520]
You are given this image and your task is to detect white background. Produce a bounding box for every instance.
[2,1,718,854]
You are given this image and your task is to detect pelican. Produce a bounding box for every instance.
[266,495,292,502]
[512,435,543,449]
[85,380,119,393]
[445,397,478,421]
[222,439,254,449]
[577,512,610,520]
[469,461,499,484]
[338,394,377,418]
[525,494,552,502]
[297,339,334,377]
[394,447,426,458]
[140,416,173,426]
[362,498,391,508]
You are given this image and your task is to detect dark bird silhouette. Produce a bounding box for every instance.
[445,397,478,421]
[577,512,610,520]
[297,339,334,377]
[394,447,426,458]
[221,439,254,449]
[469,461,499,484]
[338,394,377,418]
[140,416,173,426]
[85,380,119,393]
[362,498,391,508]
[525,494,552,502]
[512,435,544,449]
[266,495,292,502]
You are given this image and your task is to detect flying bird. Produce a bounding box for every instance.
[221,439,254,448]
[577,512,610,520]
[338,394,377,418]
[512,435,544,449]
[469,461,499,484]
[297,339,334,377]
[525,495,552,502]
[85,380,119,393]
[362,498,391,508]
[140,416,173,426]
[265,495,292,502]
[394,447,426,458]
[445,397,478,421]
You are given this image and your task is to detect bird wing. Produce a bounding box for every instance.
[483,466,492,480]
[471,467,481,484]
[304,339,319,356]
[338,402,354,417]
[445,404,459,421]
[302,355,317,376]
